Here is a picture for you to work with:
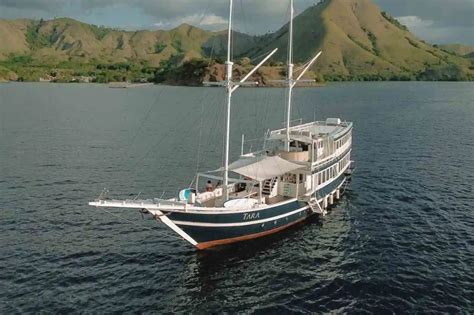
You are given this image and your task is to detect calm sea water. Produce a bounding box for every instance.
[1,82,473,313]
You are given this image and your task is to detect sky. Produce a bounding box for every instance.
[0,0,473,45]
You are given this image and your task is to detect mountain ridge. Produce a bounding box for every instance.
[251,0,473,80]
[0,0,473,83]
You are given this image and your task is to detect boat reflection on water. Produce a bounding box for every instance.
[186,193,356,301]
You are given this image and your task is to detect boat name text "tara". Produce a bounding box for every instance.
[243,212,260,220]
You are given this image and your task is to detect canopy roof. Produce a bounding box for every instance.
[227,155,304,181]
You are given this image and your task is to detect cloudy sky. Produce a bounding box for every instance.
[0,0,473,44]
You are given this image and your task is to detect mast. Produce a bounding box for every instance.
[284,0,322,151]
[285,0,294,152]
[223,0,234,202]
[202,0,277,202]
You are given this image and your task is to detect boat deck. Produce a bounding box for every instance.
[269,120,352,141]
[198,191,291,208]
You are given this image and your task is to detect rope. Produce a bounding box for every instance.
[250,48,279,64]
[127,86,166,154]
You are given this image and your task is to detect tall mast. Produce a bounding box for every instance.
[223,0,234,202]
[204,0,277,202]
[285,0,294,152]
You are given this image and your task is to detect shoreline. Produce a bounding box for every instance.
[1,80,473,87]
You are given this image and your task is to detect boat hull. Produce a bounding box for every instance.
[176,201,310,248]
[160,174,349,249]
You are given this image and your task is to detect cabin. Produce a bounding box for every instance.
[192,118,352,208]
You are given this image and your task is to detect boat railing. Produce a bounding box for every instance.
[280,118,303,127]
[270,120,351,135]
[89,198,185,209]
[313,146,352,171]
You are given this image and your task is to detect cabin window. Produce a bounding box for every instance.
[291,174,296,184]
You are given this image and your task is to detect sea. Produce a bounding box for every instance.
[1,82,473,313]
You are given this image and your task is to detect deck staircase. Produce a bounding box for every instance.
[262,177,277,196]
[299,196,327,216]
[308,199,327,215]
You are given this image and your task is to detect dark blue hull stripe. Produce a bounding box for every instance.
[316,173,346,198]
[165,176,348,244]
[166,174,347,225]
[167,200,304,224]
[178,209,311,244]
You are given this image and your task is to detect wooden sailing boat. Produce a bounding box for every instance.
[89,0,353,250]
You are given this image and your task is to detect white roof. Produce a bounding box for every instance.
[227,155,303,181]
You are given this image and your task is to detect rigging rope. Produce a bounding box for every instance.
[189,90,209,188]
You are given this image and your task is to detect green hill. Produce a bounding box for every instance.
[0,0,473,83]
[437,44,474,57]
[250,0,474,81]
[0,19,222,65]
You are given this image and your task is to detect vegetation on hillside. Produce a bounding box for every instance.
[0,0,473,83]
[436,44,474,57]
[381,11,408,31]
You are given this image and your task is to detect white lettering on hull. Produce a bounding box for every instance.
[243,212,260,221]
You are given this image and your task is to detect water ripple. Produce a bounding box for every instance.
[1,83,473,313]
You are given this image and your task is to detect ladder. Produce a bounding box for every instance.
[262,177,277,196]
[307,198,327,216]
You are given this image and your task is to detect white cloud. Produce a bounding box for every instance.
[154,13,227,30]
[396,15,473,44]
[396,16,434,28]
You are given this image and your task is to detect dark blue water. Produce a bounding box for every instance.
[1,82,473,313]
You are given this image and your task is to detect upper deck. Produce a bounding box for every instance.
[268,119,352,143]
[264,118,353,165]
